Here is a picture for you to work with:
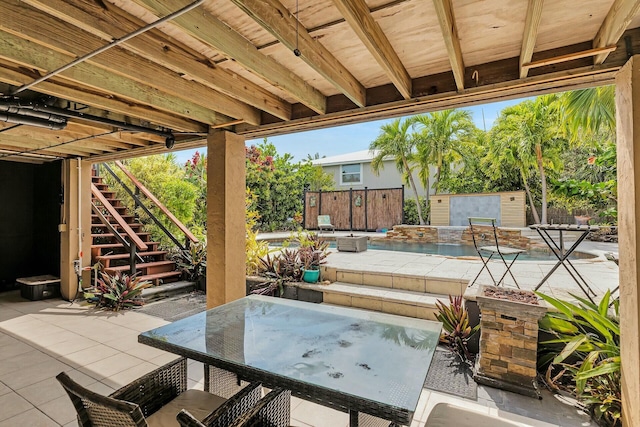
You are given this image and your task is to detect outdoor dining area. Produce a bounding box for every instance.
[0,285,596,427]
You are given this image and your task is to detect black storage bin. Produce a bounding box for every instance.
[18,275,61,301]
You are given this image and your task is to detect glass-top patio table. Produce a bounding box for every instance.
[139,295,442,426]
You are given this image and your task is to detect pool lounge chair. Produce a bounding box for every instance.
[317,215,335,233]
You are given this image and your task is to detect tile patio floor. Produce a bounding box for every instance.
[0,290,595,427]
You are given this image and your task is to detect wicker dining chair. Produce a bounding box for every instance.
[56,357,262,427]
[226,388,291,427]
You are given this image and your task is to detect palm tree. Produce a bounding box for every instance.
[489,95,566,223]
[562,86,615,137]
[411,109,476,195]
[370,118,425,224]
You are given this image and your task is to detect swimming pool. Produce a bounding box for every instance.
[270,240,595,261]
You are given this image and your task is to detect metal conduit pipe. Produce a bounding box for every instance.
[11,0,206,95]
[0,101,67,123]
[0,112,67,130]
[31,103,174,140]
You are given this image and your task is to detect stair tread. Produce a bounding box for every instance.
[91,242,159,249]
[97,250,167,260]
[105,260,175,272]
[91,223,143,228]
[91,232,150,237]
[302,282,449,307]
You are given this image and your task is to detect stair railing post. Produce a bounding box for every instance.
[129,240,136,276]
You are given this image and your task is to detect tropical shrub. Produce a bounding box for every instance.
[403,197,429,225]
[84,272,152,311]
[435,295,479,365]
[173,241,207,281]
[537,291,620,427]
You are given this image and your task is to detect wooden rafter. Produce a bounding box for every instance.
[0,31,235,129]
[593,0,640,64]
[21,0,292,121]
[332,0,412,99]
[519,0,544,79]
[523,46,618,70]
[1,1,260,126]
[232,0,366,107]
[432,0,465,91]
[0,59,206,132]
[132,0,327,114]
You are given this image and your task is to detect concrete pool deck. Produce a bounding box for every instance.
[260,230,620,301]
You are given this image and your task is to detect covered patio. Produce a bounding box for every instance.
[0,0,638,425]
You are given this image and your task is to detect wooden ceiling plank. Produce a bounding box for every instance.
[1,126,122,152]
[519,0,544,79]
[332,0,411,99]
[0,30,235,128]
[432,0,465,91]
[0,60,205,132]
[21,0,292,121]
[1,1,260,126]
[0,135,101,156]
[88,136,207,163]
[231,0,366,107]
[131,0,326,114]
[593,0,640,64]
[66,121,162,146]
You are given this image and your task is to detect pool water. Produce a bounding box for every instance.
[270,240,595,261]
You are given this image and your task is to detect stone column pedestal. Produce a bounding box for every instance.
[474,285,547,398]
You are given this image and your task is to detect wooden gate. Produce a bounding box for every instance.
[304,187,404,231]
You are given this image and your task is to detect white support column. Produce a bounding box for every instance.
[615,56,640,427]
[206,130,246,308]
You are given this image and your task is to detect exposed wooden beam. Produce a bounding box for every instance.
[432,0,465,91]
[132,0,327,114]
[237,64,619,138]
[0,134,100,156]
[1,1,260,126]
[519,0,544,79]
[21,0,292,121]
[593,0,640,64]
[89,136,207,163]
[0,31,236,129]
[523,46,617,70]
[1,127,122,153]
[0,59,206,132]
[231,0,366,107]
[331,0,411,99]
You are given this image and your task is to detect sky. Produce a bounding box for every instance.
[173,98,527,165]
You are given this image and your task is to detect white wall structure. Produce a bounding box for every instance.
[313,150,435,199]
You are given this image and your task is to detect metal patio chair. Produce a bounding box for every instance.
[468,217,524,288]
[56,357,262,427]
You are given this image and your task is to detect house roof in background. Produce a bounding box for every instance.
[312,149,382,166]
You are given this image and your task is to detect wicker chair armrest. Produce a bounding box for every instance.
[110,356,187,417]
[228,388,291,427]
[176,382,263,427]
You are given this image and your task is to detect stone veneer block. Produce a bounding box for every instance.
[362,273,393,288]
[392,275,426,292]
[475,285,547,398]
[382,301,418,318]
[351,297,383,312]
[321,266,337,282]
[323,293,352,306]
[425,278,465,296]
[337,271,363,285]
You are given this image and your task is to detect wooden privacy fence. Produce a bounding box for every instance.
[304,187,404,231]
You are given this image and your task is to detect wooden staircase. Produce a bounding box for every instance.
[90,170,182,285]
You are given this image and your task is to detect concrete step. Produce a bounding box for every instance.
[321,266,468,296]
[141,280,196,303]
[301,282,448,320]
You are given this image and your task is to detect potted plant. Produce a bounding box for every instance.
[84,271,152,311]
[299,246,322,283]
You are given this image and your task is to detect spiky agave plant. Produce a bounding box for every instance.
[435,295,479,364]
[85,272,152,311]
